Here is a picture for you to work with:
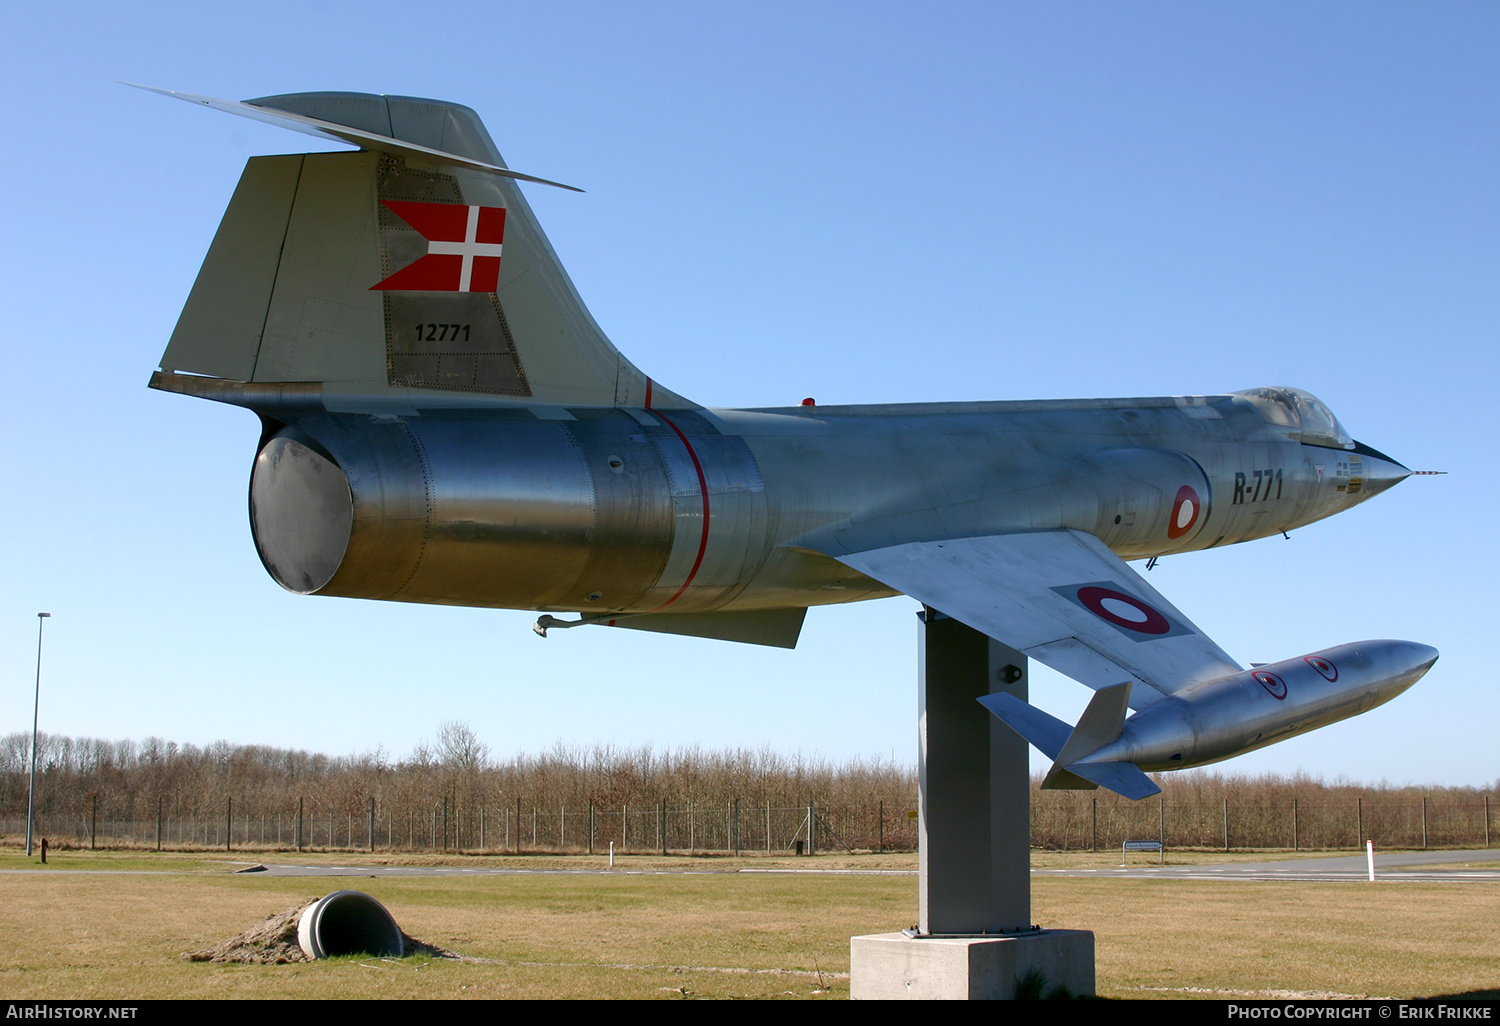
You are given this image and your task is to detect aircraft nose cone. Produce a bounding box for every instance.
[1368,639,1440,687]
[1352,441,1411,500]
[1397,641,1440,675]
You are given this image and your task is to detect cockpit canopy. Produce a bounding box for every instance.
[1233,387,1354,450]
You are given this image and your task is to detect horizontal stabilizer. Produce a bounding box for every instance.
[1039,767,1100,790]
[126,84,583,190]
[1066,761,1161,801]
[976,692,1071,761]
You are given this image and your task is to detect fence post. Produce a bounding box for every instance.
[1486,795,1491,849]
[659,799,666,856]
[1357,796,1363,847]
[1222,797,1228,851]
[1293,797,1299,852]
[765,803,771,854]
[226,797,232,852]
[1422,795,1428,850]
[156,796,162,852]
[368,797,375,853]
[90,794,97,851]
[1093,796,1099,853]
[622,804,628,852]
[879,800,885,854]
[1158,796,1165,863]
[588,800,594,856]
[297,797,304,853]
[733,799,740,857]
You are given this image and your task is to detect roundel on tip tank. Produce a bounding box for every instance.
[250,435,354,594]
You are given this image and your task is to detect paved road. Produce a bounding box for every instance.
[1035,848,1500,882]
[4,850,1493,882]
[229,849,1500,882]
[234,863,915,877]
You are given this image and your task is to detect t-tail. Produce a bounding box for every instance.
[138,87,693,414]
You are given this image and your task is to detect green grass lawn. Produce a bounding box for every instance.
[1,848,1496,999]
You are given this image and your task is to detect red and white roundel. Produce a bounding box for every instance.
[1304,656,1338,682]
[1076,586,1172,635]
[1167,485,1201,540]
[1253,670,1288,700]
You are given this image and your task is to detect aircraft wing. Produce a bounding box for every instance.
[834,529,1240,710]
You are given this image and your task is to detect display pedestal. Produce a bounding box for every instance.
[850,610,1095,1000]
[850,930,1095,1000]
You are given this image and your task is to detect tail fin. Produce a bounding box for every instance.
[977,691,1072,761]
[978,683,1161,801]
[1045,681,1133,789]
[147,89,691,410]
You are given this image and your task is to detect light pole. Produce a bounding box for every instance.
[26,612,51,858]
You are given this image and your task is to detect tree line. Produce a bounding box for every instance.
[1,726,1493,852]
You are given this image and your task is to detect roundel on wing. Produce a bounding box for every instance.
[1305,656,1338,682]
[1253,670,1288,700]
[1167,485,1202,540]
[1075,586,1172,635]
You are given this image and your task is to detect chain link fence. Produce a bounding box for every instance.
[5,790,1493,853]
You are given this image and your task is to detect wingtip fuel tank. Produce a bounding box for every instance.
[981,640,1438,800]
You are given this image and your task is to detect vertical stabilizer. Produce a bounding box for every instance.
[154,90,691,410]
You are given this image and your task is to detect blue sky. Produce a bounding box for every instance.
[2,2,1495,786]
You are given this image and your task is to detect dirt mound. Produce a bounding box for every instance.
[184,899,456,964]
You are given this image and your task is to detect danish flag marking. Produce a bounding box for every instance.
[372,201,507,292]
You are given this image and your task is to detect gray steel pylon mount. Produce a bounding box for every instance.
[848,608,1095,999]
[917,608,1032,934]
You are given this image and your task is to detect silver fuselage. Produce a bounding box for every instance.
[244,384,1404,616]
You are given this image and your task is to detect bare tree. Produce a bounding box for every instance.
[436,721,489,774]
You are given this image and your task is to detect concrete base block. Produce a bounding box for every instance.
[850,929,1095,1000]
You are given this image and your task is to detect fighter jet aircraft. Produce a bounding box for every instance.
[140,88,1437,799]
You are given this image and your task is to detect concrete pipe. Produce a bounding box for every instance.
[296,890,405,959]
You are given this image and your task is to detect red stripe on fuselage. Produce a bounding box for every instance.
[652,410,710,610]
